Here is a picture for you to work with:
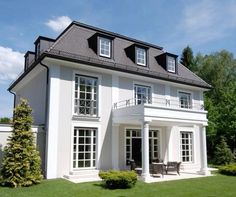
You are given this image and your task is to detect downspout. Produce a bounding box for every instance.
[8,89,16,119]
[39,60,49,178]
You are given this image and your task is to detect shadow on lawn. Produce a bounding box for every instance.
[93,182,133,191]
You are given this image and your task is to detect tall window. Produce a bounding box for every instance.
[180,132,193,162]
[167,56,176,72]
[149,130,159,161]
[134,84,151,105]
[73,128,97,168]
[179,92,191,109]
[136,47,146,66]
[74,75,98,116]
[99,37,111,58]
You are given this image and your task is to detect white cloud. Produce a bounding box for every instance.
[181,0,236,43]
[0,46,24,84]
[45,16,72,32]
[165,0,236,51]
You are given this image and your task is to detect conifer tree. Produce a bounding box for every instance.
[180,45,195,71]
[0,99,43,187]
[214,137,234,165]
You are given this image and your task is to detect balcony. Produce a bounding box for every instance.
[112,97,208,126]
[114,97,204,110]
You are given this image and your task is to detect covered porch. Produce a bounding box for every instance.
[111,102,210,182]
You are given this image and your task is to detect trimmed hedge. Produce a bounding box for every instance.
[99,170,137,189]
[219,164,236,176]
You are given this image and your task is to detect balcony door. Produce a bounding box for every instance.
[126,129,159,167]
[134,84,151,105]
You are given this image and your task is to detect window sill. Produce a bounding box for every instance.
[72,115,101,121]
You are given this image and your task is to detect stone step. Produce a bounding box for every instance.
[64,169,101,183]
[69,169,99,176]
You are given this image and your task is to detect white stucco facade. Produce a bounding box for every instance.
[6,56,210,182]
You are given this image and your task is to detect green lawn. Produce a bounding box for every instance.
[0,174,236,197]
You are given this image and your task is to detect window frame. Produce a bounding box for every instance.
[74,74,98,117]
[134,84,152,105]
[98,37,111,58]
[72,127,97,169]
[135,47,147,66]
[167,56,176,73]
[178,91,192,109]
[72,70,102,118]
[180,131,193,163]
[35,42,40,59]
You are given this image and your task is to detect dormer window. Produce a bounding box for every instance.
[99,37,111,58]
[36,42,40,59]
[167,56,176,73]
[156,52,178,74]
[136,47,146,66]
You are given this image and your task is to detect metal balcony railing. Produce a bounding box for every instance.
[113,97,204,111]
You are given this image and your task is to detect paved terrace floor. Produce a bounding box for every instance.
[66,168,216,184]
[142,171,214,183]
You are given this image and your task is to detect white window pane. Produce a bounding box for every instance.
[180,132,193,162]
[74,75,98,116]
[179,92,191,109]
[167,56,175,72]
[134,85,151,105]
[99,37,111,57]
[136,47,146,66]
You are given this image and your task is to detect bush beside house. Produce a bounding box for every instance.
[219,164,236,176]
[0,99,43,187]
[99,170,137,189]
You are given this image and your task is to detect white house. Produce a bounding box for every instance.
[7,21,211,182]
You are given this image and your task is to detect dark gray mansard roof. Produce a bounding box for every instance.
[9,21,211,90]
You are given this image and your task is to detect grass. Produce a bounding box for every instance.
[0,174,236,197]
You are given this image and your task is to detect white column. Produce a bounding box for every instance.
[112,124,119,170]
[45,65,60,179]
[165,126,172,163]
[199,125,210,175]
[141,121,150,181]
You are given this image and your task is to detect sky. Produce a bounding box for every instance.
[1,0,236,117]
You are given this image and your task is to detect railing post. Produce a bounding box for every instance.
[126,99,130,107]
[166,99,170,107]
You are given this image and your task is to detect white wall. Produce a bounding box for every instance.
[52,61,204,177]
[15,69,47,125]
[50,64,113,177]
[0,124,46,173]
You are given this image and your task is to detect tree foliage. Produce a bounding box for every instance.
[180,45,195,71]
[0,117,11,124]
[0,99,43,187]
[181,47,236,162]
[214,137,234,165]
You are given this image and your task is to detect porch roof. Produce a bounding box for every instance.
[112,103,208,126]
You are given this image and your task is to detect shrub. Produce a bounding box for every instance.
[219,164,236,176]
[213,137,234,165]
[99,170,137,189]
[0,99,43,187]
